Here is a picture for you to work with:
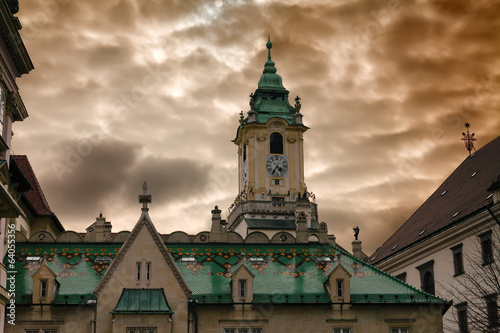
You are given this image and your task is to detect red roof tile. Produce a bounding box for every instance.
[11,155,55,216]
[372,136,500,264]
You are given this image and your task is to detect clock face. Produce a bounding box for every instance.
[266,155,288,177]
[242,161,248,184]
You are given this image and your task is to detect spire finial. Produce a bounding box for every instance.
[461,123,477,156]
[266,35,272,60]
[139,181,152,211]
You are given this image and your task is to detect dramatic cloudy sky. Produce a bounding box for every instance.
[13,0,500,254]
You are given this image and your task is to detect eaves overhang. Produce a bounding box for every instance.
[374,202,497,270]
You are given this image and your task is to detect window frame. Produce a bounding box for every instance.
[391,329,409,333]
[136,262,141,281]
[450,244,464,276]
[146,262,151,281]
[269,132,283,154]
[127,327,156,333]
[239,280,246,298]
[40,280,47,299]
[485,294,499,329]
[416,260,435,295]
[479,231,494,265]
[337,279,344,298]
[333,329,351,333]
[455,302,468,333]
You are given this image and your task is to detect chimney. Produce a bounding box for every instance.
[209,205,227,243]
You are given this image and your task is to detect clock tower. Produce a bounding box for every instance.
[228,38,324,242]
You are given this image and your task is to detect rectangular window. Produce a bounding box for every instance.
[127,328,156,333]
[337,280,343,297]
[25,331,40,333]
[486,294,499,329]
[146,263,151,281]
[451,244,464,276]
[239,330,248,333]
[271,196,284,207]
[239,280,246,297]
[44,331,58,333]
[224,330,235,333]
[456,303,468,333]
[391,329,408,333]
[334,329,350,333]
[251,330,262,333]
[136,262,141,280]
[479,231,494,265]
[40,281,47,298]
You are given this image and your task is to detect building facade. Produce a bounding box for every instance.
[5,39,450,333]
[372,137,500,332]
[0,1,66,332]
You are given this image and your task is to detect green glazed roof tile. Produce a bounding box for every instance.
[8,242,447,306]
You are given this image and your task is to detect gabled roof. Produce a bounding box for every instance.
[372,136,500,264]
[10,155,64,231]
[94,210,191,298]
[6,241,447,307]
[111,288,173,314]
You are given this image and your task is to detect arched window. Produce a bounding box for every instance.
[270,132,283,154]
[423,271,435,295]
[243,144,246,162]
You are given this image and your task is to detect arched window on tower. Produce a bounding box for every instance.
[270,132,283,154]
[243,144,246,162]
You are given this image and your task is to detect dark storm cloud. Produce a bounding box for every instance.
[39,138,141,229]
[125,155,214,206]
[15,0,500,253]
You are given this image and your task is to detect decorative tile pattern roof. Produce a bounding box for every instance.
[372,136,500,264]
[111,288,173,314]
[9,243,446,306]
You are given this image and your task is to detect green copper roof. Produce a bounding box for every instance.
[9,242,447,306]
[246,37,298,125]
[111,288,173,314]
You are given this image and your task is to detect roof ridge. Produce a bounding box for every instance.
[371,136,500,263]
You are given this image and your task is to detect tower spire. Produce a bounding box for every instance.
[263,36,277,75]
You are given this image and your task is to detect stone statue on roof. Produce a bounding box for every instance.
[353,226,360,240]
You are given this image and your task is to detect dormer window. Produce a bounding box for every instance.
[337,280,343,297]
[239,280,246,297]
[270,132,283,154]
[40,281,47,298]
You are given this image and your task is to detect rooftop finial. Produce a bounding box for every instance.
[266,35,272,60]
[139,181,152,211]
[262,36,277,75]
[461,123,477,156]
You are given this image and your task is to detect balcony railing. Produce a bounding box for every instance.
[227,200,318,226]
